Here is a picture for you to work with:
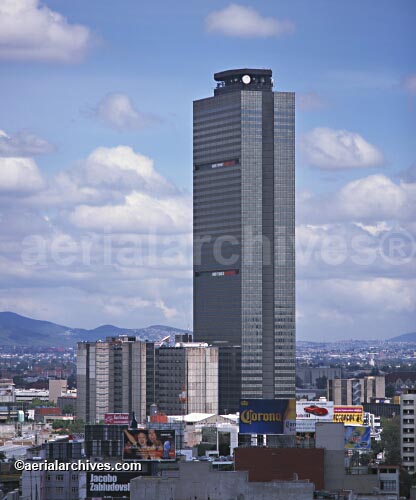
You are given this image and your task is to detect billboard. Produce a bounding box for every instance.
[239,399,296,435]
[344,426,371,450]
[333,406,364,425]
[296,419,317,433]
[87,471,149,497]
[123,429,176,460]
[296,401,334,421]
[104,413,130,425]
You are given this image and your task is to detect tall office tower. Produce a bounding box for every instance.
[156,342,219,415]
[77,336,155,424]
[193,68,295,405]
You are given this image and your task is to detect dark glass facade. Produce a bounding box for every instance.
[193,69,295,409]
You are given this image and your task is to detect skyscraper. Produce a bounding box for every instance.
[193,69,295,407]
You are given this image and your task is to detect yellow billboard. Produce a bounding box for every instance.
[333,405,363,425]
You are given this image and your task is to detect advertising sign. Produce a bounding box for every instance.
[104,413,130,425]
[296,419,317,433]
[87,471,149,497]
[344,426,371,450]
[296,401,334,420]
[333,406,364,425]
[239,399,296,435]
[123,429,176,460]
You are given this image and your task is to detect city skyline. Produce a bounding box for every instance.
[0,1,415,341]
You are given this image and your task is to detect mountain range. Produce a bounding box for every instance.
[388,332,416,343]
[0,311,190,347]
[0,311,414,347]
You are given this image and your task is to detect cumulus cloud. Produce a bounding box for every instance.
[301,127,385,169]
[0,0,94,63]
[205,4,295,38]
[337,175,415,221]
[65,146,191,234]
[0,129,54,157]
[0,157,44,193]
[298,174,416,224]
[94,93,161,131]
[0,144,192,328]
[402,74,416,95]
[69,191,191,234]
[80,146,175,194]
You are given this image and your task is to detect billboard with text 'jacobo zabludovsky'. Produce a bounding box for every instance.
[239,399,296,435]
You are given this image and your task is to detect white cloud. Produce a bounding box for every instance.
[0,129,54,157]
[69,191,191,234]
[337,174,415,220]
[402,74,416,95]
[301,127,385,169]
[298,174,416,224]
[297,92,324,111]
[320,278,416,314]
[0,0,94,63]
[95,93,160,131]
[205,4,294,38]
[0,157,44,193]
[0,144,193,329]
[81,145,176,195]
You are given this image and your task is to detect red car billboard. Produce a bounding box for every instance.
[296,401,334,420]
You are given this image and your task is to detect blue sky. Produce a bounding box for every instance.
[0,0,415,340]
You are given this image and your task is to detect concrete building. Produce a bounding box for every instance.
[296,366,342,388]
[21,468,83,500]
[84,424,127,459]
[401,388,416,474]
[77,336,218,423]
[77,336,154,424]
[156,342,218,415]
[193,68,296,410]
[48,379,67,403]
[15,388,49,403]
[130,461,314,500]
[328,376,385,405]
[57,394,77,415]
[0,379,15,403]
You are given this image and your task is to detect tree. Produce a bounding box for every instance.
[52,419,66,430]
[378,416,401,465]
[29,399,56,409]
[61,404,74,415]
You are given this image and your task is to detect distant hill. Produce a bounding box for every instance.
[389,332,416,343]
[0,311,190,347]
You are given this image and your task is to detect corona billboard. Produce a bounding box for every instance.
[239,399,296,435]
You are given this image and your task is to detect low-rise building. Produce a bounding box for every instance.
[328,376,385,405]
[130,461,315,500]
